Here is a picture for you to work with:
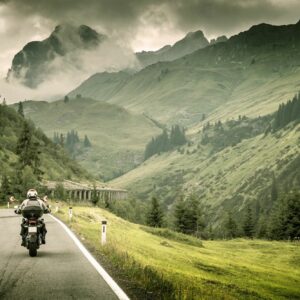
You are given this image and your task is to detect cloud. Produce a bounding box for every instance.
[1,37,138,103]
[166,0,300,37]
[0,0,300,102]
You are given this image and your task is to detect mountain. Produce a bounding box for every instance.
[68,30,213,100]
[68,71,131,100]
[0,102,91,196]
[111,109,300,229]
[210,35,228,45]
[136,30,210,67]
[7,24,106,88]
[69,21,300,125]
[20,97,161,180]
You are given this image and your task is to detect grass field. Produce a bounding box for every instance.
[52,203,300,300]
[21,98,160,180]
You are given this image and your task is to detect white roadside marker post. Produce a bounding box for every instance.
[101,220,107,245]
[69,207,73,222]
[7,202,10,209]
[55,201,59,213]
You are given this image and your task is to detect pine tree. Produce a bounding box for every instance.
[20,166,40,192]
[59,133,64,147]
[285,192,300,240]
[91,185,99,205]
[271,174,278,202]
[0,175,10,203]
[170,125,186,147]
[268,197,287,240]
[84,135,92,147]
[53,132,60,144]
[146,197,164,227]
[174,197,186,233]
[16,121,42,178]
[55,183,66,200]
[17,101,24,117]
[243,206,255,238]
[273,92,300,130]
[184,195,205,236]
[225,212,238,239]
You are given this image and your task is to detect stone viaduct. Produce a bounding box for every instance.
[43,180,127,201]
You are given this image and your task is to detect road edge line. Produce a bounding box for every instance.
[49,214,130,300]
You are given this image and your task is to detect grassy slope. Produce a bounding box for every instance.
[54,204,300,300]
[68,71,131,100]
[0,104,90,181]
[22,98,160,180]
[111,123,300,223]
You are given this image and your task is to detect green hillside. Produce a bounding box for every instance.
[69,21,300,125]
[21,97,161,180]
[68,71,131,100]
[112,113,300,229]
[0,102,91,200]
[54,204,300,300]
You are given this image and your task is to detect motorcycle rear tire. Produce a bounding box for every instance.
[29,243,37,257]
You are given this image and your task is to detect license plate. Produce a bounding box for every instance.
[28,227,37,233]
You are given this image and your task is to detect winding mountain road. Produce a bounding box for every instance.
[0,209,127,300]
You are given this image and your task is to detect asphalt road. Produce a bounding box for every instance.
[0,209,120,300]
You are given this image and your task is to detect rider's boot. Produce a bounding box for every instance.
[21,236,26,247]
[41,233,46,244]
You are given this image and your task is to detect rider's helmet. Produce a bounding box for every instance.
[27,189,38,200]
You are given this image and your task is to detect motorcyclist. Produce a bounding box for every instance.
[17,189,50,246]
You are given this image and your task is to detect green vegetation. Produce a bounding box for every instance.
[144,125,186,160]
[53,130,92,158]
[19,97,160,180]
[273,92,300,130]
[53,204,300,300]
[268,191,300,240]
[0,102,91,201]
[112,112,300,237]
[146,197,164,228]
[243,207,255,239]
[174,194,205,237]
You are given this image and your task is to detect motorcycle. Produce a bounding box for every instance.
[15,202,49,257]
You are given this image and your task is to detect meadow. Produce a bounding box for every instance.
[52,203,300,300]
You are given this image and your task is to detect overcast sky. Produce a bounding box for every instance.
[0,0,300,71]
[0,0,300,96]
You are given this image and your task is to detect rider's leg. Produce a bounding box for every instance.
[40,219,47,244]
[20,219,27,246]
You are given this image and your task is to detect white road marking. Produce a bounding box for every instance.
[49,214,130,300]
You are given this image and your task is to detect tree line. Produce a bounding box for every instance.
[144,125,187,160]
[53,130,91,156]
[145,189,299,241]
[273,92,300,130]
[0,102,87,202]
[0,103,44,200]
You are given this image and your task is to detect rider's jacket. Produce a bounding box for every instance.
[19,198,48,213]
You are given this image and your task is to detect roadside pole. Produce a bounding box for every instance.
[55,201,59,213]
[69,207,73,222]
[101,220,107,245]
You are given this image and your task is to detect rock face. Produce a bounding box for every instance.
[7,24,106,88]
[136,30,210,67]
[210,35,228,45]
